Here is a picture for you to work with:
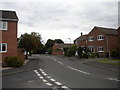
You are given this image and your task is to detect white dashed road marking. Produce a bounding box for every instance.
[50,79,56,82]
[55,81,62,86]
[34,69,71,89]
[46,82,53,86]
[39,76,43,79]
[67,66,90,75]
[47,76,51,79]
[61,86,68,88]
[42,79,48,83]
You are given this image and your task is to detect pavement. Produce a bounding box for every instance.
[2,54,120,89]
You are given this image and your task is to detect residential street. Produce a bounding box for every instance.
[2,54,119,89]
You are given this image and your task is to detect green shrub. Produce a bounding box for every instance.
[66,45,77,57]
[96,53,100,58]
[77,46,83,58]
[90,53,96,58]
[63,47,69,56]
[5,56,24,67]
[111,50,119,59]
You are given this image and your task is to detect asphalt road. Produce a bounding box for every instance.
[2,54,119,89]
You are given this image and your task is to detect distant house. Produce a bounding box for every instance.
[74,26,119,57]
[0,10,19,61]
[52,43,73,55]
[74,33,88,47]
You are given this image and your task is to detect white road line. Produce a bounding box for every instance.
[61,86,68,88]
[55,81,62,86]
[39,76,43,79]
[57,61,63,65]
[41,71,45,74]
[47,76,51,79]
[67,66,90,75]
[105,77,120,82]
[50,79,56,82]
[46,82,53,86]
[34,70,39,74]
[42,79,48,83]
[43,73,47,76]
[37,73,41,76]
[39,69,43,72]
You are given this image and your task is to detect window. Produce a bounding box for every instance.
[0,21,8,30]
[0,43,7,52]
[97,35,104,41]
[88,46,94,53]
[88,36,94,42]
[97,47,104,52]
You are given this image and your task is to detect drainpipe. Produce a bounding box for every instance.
[106,35,110,58]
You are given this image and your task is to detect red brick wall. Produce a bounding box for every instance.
[0,21,18,61]
[52,51,63,55]
[87,28,106,54]
[118,28,120,49]
[52,44,59,50]
[52,44,64,55]
[107,35,119,51]
[79,28,119,55]
[79,40,87,47]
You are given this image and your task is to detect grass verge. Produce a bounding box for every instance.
[95,59,120,66]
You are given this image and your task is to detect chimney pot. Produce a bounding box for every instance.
[81,32,83,36]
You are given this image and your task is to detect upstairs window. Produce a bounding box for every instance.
[0,43,7,53]
[0,21,8,30]
[97,47,104,52]
[97,35,104,41]
[88,36,94,42]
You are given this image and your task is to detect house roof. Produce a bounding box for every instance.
[74,34,88,42]
[94,26,118,35]
[0,10,18,21]
[54,43,73,48]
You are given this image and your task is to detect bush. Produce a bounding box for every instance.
[111,50,119,59]
[4,56,24,67]
[90,53,96,58]
[66,45,77,57]
[63,47,69,56]
[77,46,83,58]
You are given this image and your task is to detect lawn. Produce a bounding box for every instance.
[95,59,120,66]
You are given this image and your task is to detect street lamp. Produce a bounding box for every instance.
[68,38,71,44]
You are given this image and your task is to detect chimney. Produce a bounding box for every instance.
[81,32,83,36]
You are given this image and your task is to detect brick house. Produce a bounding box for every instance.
[0,10,19,61]
[118,27,120,49]
[74,26,119,57]
[52,43,73,55]
[74,33,88,47]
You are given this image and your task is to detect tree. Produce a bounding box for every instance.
[19,32,42,55]
[54,39,64,43]
[45,39,55,49]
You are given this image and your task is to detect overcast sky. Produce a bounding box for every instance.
[0,0,119,43]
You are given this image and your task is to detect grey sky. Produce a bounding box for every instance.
[0,0,119,43]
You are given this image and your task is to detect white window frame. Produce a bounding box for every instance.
[97,35,104,41]
[97,46,104,52]
[0,21,8,30]
[88,46,94,53]
[0,43,7,53]
[88,36,94,42]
